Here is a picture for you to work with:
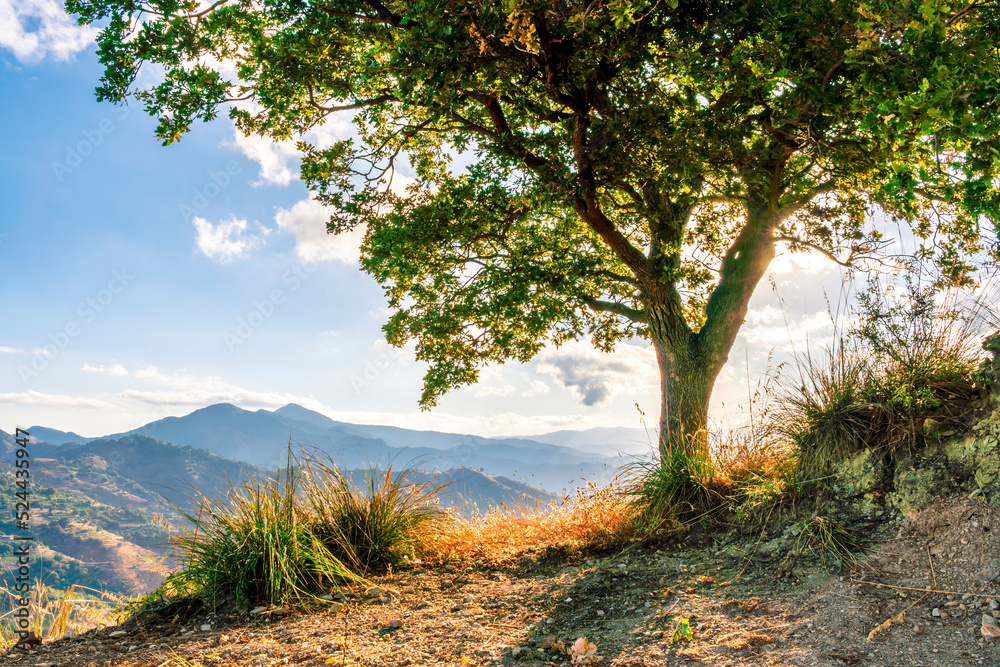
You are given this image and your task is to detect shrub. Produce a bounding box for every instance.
[776,270,986,476]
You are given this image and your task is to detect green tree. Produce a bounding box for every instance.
[70,0,999,460]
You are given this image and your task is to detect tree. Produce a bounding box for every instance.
[70,0,1000,461]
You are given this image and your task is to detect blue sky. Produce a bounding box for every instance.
[0,4,846,439]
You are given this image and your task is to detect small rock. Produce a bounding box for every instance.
[414,601,429,610]
[107,631,127,638]
[944,601,959,608]
[982,615,1000,642]
[932,608,942,617]
[385,618,404,629]
[200,624,211,632]
[404,587,416,594]
[440,579,454,589]
[450,605,464,612]
[365,586,387,598]
[319,594,334,601]
[328,602,344,613]
[511,647,524,658]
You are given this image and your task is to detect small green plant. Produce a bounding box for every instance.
[671,617,693,644]
[624,440,714,534]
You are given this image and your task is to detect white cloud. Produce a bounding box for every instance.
[0,390,113,409]
[122,366,331,412]
[224,133,299,186]
[82,363,129,376]
[474,384,517,398]
[0,345,24,353]
[0,0,97,63]
[193,216,270,263]
[275,197,364,264]
[522,380,551,397]
[225,115,353,187]
[536,340,658,407]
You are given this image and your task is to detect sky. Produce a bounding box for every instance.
[0,2,850,440]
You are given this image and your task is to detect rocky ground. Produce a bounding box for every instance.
[5,494,1000,667]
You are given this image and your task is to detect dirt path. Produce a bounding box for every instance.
[6,496,1000,667]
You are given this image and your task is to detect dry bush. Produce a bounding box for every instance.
[420,482,635,564]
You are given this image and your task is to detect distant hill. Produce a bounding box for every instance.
[0,427,563,597]
[522,426,655,457]
[101,403,619,491]
[24,426,95,445]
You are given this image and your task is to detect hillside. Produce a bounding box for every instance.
[0,430,560,600]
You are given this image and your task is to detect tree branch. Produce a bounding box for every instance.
[580,296,649,324]
[309,88,395,113]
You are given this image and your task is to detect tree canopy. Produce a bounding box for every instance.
[70,0,1000,457]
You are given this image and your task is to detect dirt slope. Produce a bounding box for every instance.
[5,494,999,667]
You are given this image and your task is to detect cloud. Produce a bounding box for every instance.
[0,390,113,409]
[224,133,300,186]
[225,116,353,187]
[121,366,331,412]
[0,0,98,63]
[0,345,24,353]
[522,380,551,397]
[82,363,129,376]
[536,341,657,407]
[275,197,365,264]
[193,216,270,263]
[474,384,517,398]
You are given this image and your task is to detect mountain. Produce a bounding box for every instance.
[106,403,619,491]
[524,426,655,457]
[24,426,95,445]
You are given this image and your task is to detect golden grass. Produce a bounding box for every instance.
[420,481,637,564]
[0,582,122,649]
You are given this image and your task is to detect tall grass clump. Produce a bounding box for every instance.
[164,446,448,605]
[624,437,716,533]
[165,457,358,605]
[301,457,448,573]
[777,270,987,476]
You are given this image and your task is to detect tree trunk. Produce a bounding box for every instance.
[647,201,779,462]
[651,334,720,463]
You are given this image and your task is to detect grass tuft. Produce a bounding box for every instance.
[163,446,448,605]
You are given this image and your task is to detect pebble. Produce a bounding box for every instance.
[511,647,524,658]
[932,608,942,617]
[200,624,211,632]
[365,586,387,598]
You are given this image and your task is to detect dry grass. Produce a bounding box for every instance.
[0,583,122,649]
[421,481,636,564]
